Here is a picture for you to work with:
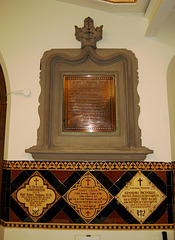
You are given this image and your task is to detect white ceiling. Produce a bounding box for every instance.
[56,0,151,14]
[56,0,175,47]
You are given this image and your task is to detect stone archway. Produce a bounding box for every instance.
[0,64,7,218]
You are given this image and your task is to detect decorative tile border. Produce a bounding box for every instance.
[2,161,172,171]
[1,161,174,230]
[0,220,174,230]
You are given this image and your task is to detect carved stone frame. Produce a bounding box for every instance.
[26,46,153,161]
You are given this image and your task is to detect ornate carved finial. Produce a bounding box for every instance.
[75,17,103,49]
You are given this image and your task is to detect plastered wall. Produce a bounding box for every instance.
[2,229,175,240]
[167,55,175,161]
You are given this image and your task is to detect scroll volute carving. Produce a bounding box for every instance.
[26,17,153,161]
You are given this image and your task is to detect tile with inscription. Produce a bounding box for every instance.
[63,171,113,223]
[116,171,166,223]
[11,171,61,222]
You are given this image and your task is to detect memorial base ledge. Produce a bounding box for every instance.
[26,146,153,161]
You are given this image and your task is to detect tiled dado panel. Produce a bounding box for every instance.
[0,161,174,230]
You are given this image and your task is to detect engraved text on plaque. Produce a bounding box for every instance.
[63,75,116,132]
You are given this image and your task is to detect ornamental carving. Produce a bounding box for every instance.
[75,17,103,49]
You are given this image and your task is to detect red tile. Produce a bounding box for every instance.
[51,171,74,183]
[155,171,166,183]
[50,210,73,223]
[156,211,168,224]
[102,171,125,183]
[103,211,126,224]
[9,209,21,222]
[11,170,22,182]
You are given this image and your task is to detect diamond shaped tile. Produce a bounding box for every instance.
[63,171,113,223]
[11,171,61,222]
[116,171,166,223]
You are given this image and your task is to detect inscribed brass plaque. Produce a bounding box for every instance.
[116,172,166,223]
[11,171,61,222]
[63,75,116,132]
[63,172,113,223]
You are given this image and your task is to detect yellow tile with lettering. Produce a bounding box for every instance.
[11,171,61,222]
[63,172,113,223]
[116,171,166,223]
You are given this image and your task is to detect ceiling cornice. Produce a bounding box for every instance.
[55,0,150,14]
[145,0,175,37]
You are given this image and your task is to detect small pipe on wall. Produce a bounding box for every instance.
[7,88,31,97]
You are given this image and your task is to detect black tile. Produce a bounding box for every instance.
[167,204,173,223]
[11,203,32,222]
[10,196,17,208]
[91,205,114,224]
[43,171,62,190]
[3,188,11,208]
[108,185,120,196]
[23,216,34,222]
[37,216,47,223]
[161,185,166,195]
[41,204,61,222]
[76,171,87,177]
[141,171,152,177]
[128,217,140,224]
[115,172,133,190]
[63,172,81,189]
[1,170,11,215]
[2,207,10,221]
[90,171,100,177]
[11,171,30,188]
[56,198,68,209]
[92,172,113,189]
[38,170,49,176]
[24,170,36,176]
[108,198,120,210]
[128,171,137,177]
[167,185,173,204]
[10,183,17,194]
[146,172,165,190]
[57,184,69,196]
[143,217,154,224]
[161,198,168,210]
[115,203,135,223]
[2,169,11,186]
[147,204,166,223]
[166,171,173,185]
[62,204,85,223]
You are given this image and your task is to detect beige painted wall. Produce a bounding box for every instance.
[0,225,4,240]
[2,228,175,240]
[0,0,174,239]
[0,0,174,161]
[167,55,175,161]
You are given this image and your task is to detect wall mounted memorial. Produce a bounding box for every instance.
[26,17,153,161]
